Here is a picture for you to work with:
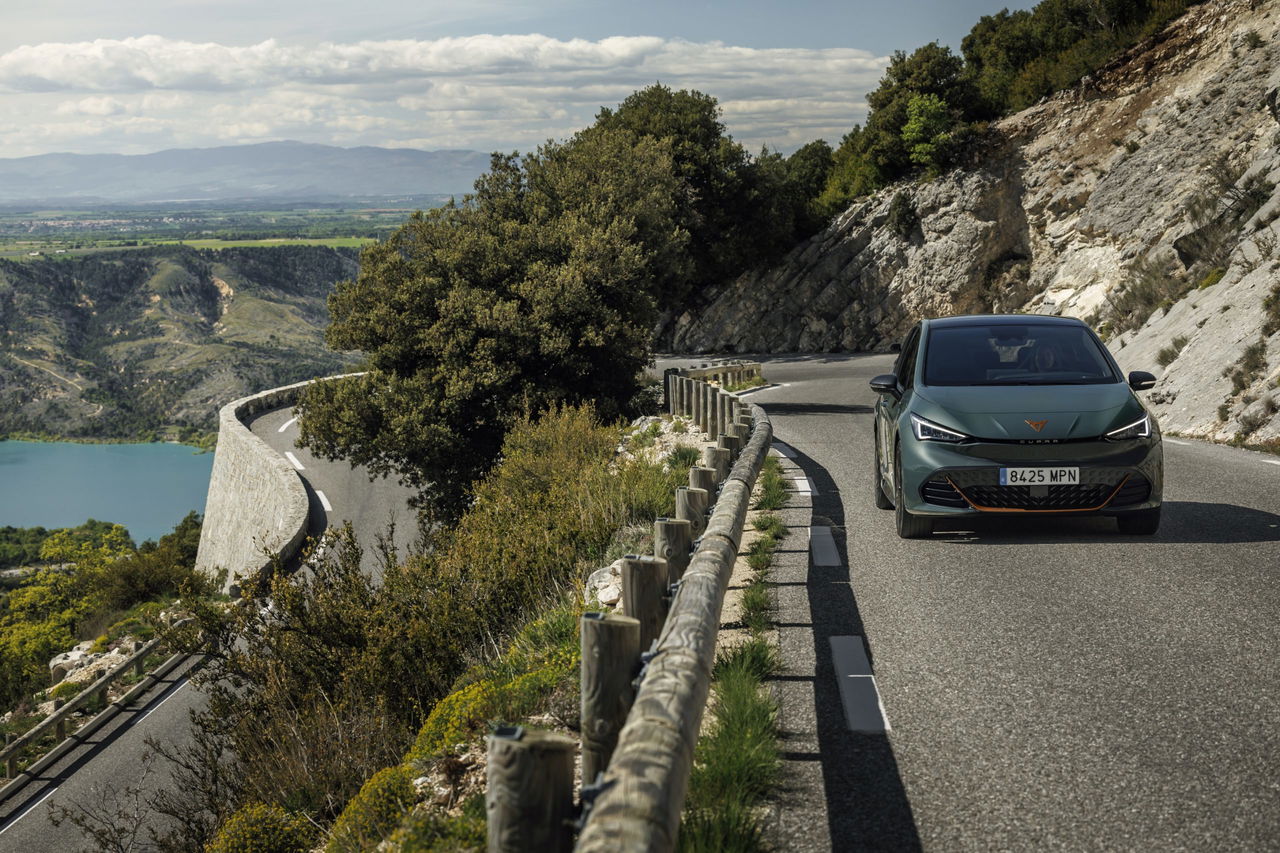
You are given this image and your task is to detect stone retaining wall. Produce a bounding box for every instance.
[194,374,361,595]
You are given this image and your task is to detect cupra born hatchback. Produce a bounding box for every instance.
[871,315,1163,538]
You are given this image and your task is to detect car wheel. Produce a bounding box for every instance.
[894,445,932,539]
[1117,507,1160,535]
[874,429,893,510]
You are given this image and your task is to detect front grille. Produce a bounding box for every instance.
[1110,474,1151,507]
[921,479,967,508]
[960,481,1119,511]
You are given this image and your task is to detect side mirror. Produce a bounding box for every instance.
[870,374,900,397]
[1128,371,1156,391]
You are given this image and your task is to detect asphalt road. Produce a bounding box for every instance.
[0,405,418,851]
[694,354,1280,851]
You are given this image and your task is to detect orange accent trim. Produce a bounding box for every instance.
[946,475,1131,514]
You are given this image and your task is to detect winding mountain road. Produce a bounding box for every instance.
[670,353,1280,851]
[0,405,417,851]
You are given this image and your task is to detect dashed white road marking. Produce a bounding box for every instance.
[284,452,304,471]
[772,441,797,458]
[810,525,842,567]
[140,678,188,722]
[789,475,818,496]
[0,786,58,835]
[830,636,892,733]
[277,416,298,433]
[316,490,333,512]
[1265,459,1280,467]
[1165,438,1190,446]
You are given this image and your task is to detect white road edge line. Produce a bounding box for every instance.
[284,451,304,471]
[316,490,333,512]
[830,636,892,733]
[772,441,797,459]
[277,416,297,433]
[810,525,842,567]
[1265,459,1280,467]
[140,678,189,722]
[1165,438,1190,446]
[0,786,59,835]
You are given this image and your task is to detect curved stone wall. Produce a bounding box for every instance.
[194,374,361,594]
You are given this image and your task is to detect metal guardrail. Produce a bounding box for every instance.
[0,619,192,800]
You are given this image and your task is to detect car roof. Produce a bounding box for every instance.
[926,314,1088,330]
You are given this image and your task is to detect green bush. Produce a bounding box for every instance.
[385,792,487,851]
[1157,336,1189,368]
[1198,268,1226,289]
[326,765,415,853]
[207,803,313,853]
[1263,284,1280,337]
[886,191,919,240]
[1225,341,1268,394]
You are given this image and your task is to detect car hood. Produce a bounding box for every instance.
[913,383,1141,441]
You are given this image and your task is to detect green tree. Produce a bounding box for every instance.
[902,93,956,176]
[297,129,684,517]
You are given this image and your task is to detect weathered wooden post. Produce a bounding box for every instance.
[580,612,640,785]
[486,726,576,853]
[705,385,719,439]
[6,753,15,779]
[55,697,67,740]
[675,486,708,538]
[719,393,731,440]
[689,466,717,503]
[654,517,693,584]
[694,382,707,433]
[678,376,690,418]
[664,369,678,416]
[704,446,731,483]
[719,432,742,463]
[621,555,668,650]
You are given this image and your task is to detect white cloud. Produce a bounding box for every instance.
[0,34,888,157]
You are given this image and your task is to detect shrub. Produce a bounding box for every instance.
[385,792,487,850]
[1198,268,1226,289]
[1225,341,1268,394]
[1218,403,1231,422]
[886,192,919,240]
[326,765,415,853]
[1264,285,1280,337]
[208,803,313,853]
[1157,336,1189,368]
[1244,30,1265,49]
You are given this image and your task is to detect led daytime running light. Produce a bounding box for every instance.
[1106,414,1151,440]
[910,413,968,443]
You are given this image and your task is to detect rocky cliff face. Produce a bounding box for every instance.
[672,0,1280,443]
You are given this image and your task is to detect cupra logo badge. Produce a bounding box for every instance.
[1025,419,1049,432]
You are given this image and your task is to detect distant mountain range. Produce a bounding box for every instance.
[0,141,490,206]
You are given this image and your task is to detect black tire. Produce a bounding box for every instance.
[1117,507,1161,535]
[874,429,894,510]
[894,446,932,539]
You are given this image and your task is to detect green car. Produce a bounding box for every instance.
[871,314,1163,538]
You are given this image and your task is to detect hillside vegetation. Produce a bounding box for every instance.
[0,245,359,442]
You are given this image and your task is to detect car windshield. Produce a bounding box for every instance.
[923,324,1120,386]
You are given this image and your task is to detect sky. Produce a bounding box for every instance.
[0,1,1034,159]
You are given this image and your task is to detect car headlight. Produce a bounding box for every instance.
[1105,413,1151,441]
[910,413,968,443]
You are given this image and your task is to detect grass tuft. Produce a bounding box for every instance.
[752,456,789,510]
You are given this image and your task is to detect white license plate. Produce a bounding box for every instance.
[999,467,1079,486]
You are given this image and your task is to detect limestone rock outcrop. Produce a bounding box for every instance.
[671,0,1280,442]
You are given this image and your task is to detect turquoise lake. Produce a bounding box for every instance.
[0,440,213,544]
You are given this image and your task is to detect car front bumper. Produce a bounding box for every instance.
[900,436,1163,517]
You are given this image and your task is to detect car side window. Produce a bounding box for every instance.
[896,328,921,388]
